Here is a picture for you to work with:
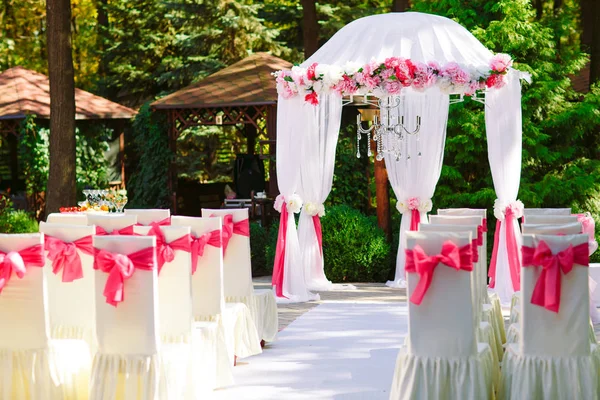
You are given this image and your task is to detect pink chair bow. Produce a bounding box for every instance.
[522,240,588,313]
[0,244,45,293]
[190,230,221,274]
[151,217,171,226]
[220,214,250,255]
[95,225,136,236]
[94,247,155,306]
[146,223,191,274]
[405,241,473,305]
[45,235,94,282]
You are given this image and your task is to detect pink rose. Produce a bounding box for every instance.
[490,54,512,73]
[333,75,358,95]
[394,59,416,86]
[363,75,381,90]
[354,72,365,85]
[363,60,381,76]
[305,91,319,105]
[380,68,394,80]
[307,63,318,81]
[384,57,401,69]
[485,74,504,89]
[407,197,419,210]
[384,80,402,94]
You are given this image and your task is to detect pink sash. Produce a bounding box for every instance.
[0,244,45,293]
[45,235,94,282]
[220,214,250,255]
[313,215,323,255]
[95,225,137,236]
[272,203,289,298]
[405,241,473,305]
[489,207,521,290]
[94,247,155,306]
[190,230,221,274]
[146,224,191,274]
[522,240,588,313]
[409,209,420,231]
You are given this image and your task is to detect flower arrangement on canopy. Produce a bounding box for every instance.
[274,54,513,105]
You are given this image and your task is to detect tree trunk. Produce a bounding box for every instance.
[534,0,543,20]
[301,0,319,58]
[46,0,76,217]
[590,0,600,86]
[392,0,410,12]
[96,0,109,92]
[581,0,593,51]
[371,141,391,242]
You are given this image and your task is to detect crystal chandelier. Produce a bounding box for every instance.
[354,95,422,161]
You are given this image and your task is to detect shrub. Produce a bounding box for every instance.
[321,205,391,282]
[250,222,270,276]
[0,210,39,233]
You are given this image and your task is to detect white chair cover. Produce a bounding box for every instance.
[171,216,262,361]
[201,208,278,343]
[0,233,64,399]
[87,214,138,232]
[390,231,494,400]
[40,222,96,399]
[90,235,167,400]
[125,209,171,226]
[500,234,600,399]
[523,215,578,225]
[523,208,571,217]
[47,213,88,225]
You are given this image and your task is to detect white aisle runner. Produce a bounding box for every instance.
[212,302,408,400]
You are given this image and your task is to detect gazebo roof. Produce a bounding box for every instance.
[151,52,292,109]
[0,66,136,120]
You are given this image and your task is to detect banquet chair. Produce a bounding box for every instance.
[125,209,171,226]
[171,216,262,364]
[201,208,278,344]
[90,235,167,400]
[428,214,505,349]
[47,212,88,225]
[500,234,600,400]
[523,207,571,219]
[134,224,234,393]
[389,231,495,400]
[40,222,97,399]
[0,233,64,399]
[419,223,501,372]
[87,214,138,235]
[523,215,579,225]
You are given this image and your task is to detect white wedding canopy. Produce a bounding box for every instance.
[273,12,527,304]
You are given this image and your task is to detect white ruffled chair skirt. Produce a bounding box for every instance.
[190,320,234,392]
[500,344,600,400]
[389,344,495,400]
[89,353,167,400]
[0,347,64,399]
[226,290,278,343]
[222,303,263,358]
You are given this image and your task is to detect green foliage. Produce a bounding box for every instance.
[321,205,391,282]
[127,103,173,208]
[0,195,39,233]
[76,125,111,197]
[249,222,270,276]
[19,116,49,197]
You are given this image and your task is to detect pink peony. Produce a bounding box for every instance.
[490,53,512,73]
[363,60,381,76]
[427,61,441,74]
[333,75,358,95]
[485,74,505,89]
[384,80,402,94]
[465,80,484,96]
[394,59,416,86]
[384,57,401,69]
[412,62,436,91]
[380,68,395,80]
[363,75,381,90]
[441,62,469,86]
[305,91,319,105]
[354,72,366,85]
[407,197,420,210]
[307,63,318,81]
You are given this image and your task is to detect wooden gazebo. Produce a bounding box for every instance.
[0,66,136,214]
[151,52,292,212]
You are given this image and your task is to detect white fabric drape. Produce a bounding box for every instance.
[297,93,342,291]
[385,89,450,288]
[485,71,523,304]
[276,96,319,302]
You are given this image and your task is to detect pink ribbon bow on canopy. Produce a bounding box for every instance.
[522,240,588,313]
[0,244,45,294]
[45,235,94,282]
[190,230,221,274]
[93,247,155,306]
[146,223,191,274]
[272,203,288,298]
[95,225,136,236]
[405,241,473,305]
[219,214,250,255]
[409,209,420,231]
[489,207,521,291]
[313,215,323,255]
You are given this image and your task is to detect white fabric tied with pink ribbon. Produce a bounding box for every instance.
[489,199,524,304]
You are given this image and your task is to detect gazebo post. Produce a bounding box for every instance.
[266,104,279,197]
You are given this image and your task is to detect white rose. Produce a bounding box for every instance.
[287,194,303,214]
[493,199,506,220]
[317,204,325,217]
[343,61,361,76]
[304,202,318,216]
[396,201,408,214]
[325,65,344,86]
[314,63,328,79]
[311,80,327,94]
[418,198,432,212]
